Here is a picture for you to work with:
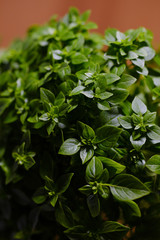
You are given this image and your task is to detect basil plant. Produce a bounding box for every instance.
[0,8,160,240]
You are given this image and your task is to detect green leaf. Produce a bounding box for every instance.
[71,53,88,65]
[52,50,63,60]
[56,173,74,194]
[50,195,58,207]
[78,185,92,196]
[95,125,122,147]
[127,51,138,60]
[86,156,103,182]
[40,88,55,104]
[78,121,95,140]
[144,111,156,124]
[132,58,145,69]
[130,135,146,151]
[105,28,116,44]
[83,22,98,30]
[59,138,81,155]
[118,116,132,129]
[32,188,47,204]
[117,74,137,88]
[98,156,126,178]
[147,125,160,141]
[87,194,100,217]
[120,200,141,218]
[95,91,113,100]
[64,225,87,239]
[99,168,109,183]
[141,46,155,61]
[146,155,160,174]
[98,185,110,199]
[105,73,120,85]
[111,64,126,76]
[132,97,147,115]
[55,202,74,228]
[54,91,65,106]
[109,89,128,103]
[99,221,129,234]
[110,174,150,201]
[80,147,94,164]
[97,100,110,110]
[70,86,85,96]
[0,98,14,116]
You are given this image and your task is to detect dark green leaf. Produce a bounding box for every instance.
[95,125,122,147]
[40,88,55,104]
[99,156,126,178]
[87,194,100,217]
[56,173,74,194]
[86,157,103,182]
[110,174,150,201]
[0,98,14,116]
[55,202,74,228]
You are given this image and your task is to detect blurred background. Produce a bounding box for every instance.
[0,0,160,48]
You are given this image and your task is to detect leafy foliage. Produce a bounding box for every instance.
[0,7,160,240]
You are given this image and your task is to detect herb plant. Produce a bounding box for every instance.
[0,8,160,240]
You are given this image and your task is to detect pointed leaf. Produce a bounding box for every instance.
[110,174,150,201]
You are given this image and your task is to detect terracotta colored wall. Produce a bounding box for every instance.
[0,0,160,48]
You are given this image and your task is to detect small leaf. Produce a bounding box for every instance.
[132,58,145,69]
[78,185,92,196]
[71,53,88,65]
[144,111,156,124]
[70,86,85,96]
[78,121,95,140]
[32,188,47,204]
[118,116,132,129]
[99,220,129,234]
[50,195,58,207]
[105,73,120,85]
[95,125,122,147]
[98,185,110,199]
[55,202,74,228]
[86,157,103,182]
[87,194,100,217]
[120,200,141,218]
[142,46,155,61]
[130,135,146,151]
[127,51,138,60]
[80,147,94,164]
[117,74,137,88]
[132,97,147,115]
[59,138,81,155]
[146,155,160,174]
[54,91,65,106]
[56,173,74,194]
[0,98,14,116]
[147,125,160,141]
[98,156,126,178]
[40,88,55,104]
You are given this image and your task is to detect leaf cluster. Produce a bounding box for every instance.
[0,7,160,240]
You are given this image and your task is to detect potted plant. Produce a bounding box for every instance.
[0,7,160,240]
